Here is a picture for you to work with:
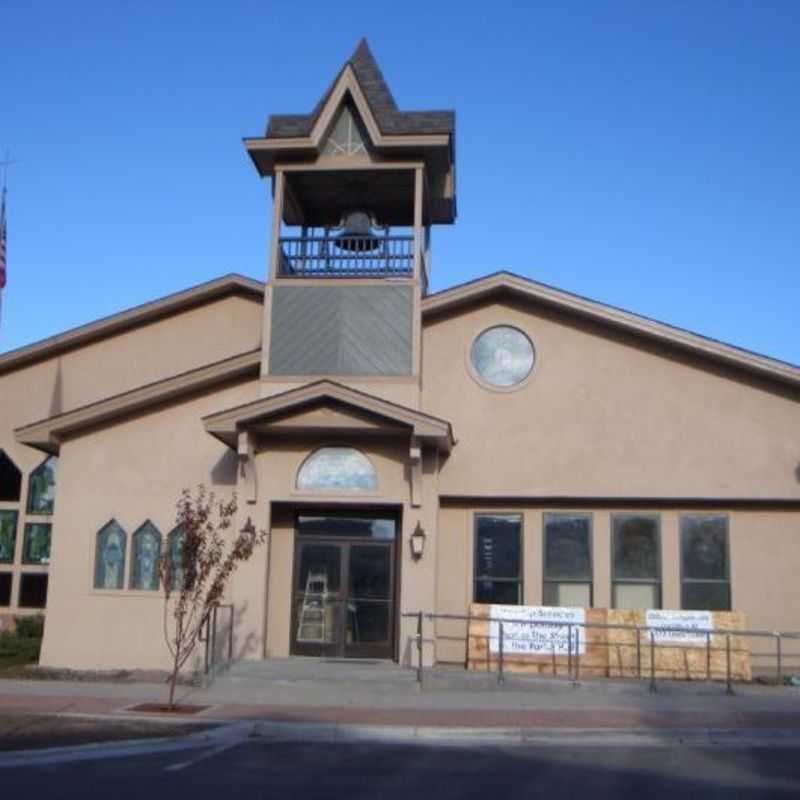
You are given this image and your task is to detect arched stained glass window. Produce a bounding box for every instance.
[296,447,378,492]
[28,456,58,514]
[94,520,126,590]
[0,451,22,502]
[131,521,161,591]
[166,525,186,591]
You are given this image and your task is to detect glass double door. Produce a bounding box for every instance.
[292,530,396,660]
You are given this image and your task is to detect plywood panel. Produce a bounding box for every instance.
[467,604,751,681]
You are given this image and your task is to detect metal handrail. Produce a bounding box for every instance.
[402,610,800,693]
[199,602,234,677]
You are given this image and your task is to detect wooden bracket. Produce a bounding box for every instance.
[409,439,422,508]
[237,431,258,505]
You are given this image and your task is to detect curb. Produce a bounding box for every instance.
[250,719,800,748]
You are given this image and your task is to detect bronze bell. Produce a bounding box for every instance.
[334,210,381,252]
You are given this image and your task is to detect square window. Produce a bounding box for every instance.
[23,523,51,565]
[19,574,48,609]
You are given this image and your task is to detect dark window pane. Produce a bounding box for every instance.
[349,546,391,599]
[348,600,390,643]
[475,515,521,579]
[19,574,48,609]
[682,582,731,611]
[544,515,591,579]
[0,573,11,606]
[475,579,520,605]
[297,544,341,593]
[297,515,396,540]
[0,511,17,563]
[681,516,728,580]
[613,515,659,579]
[23,523,51,565]
[0,451,22,502]
[27,456,57,514]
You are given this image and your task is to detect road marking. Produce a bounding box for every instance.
[165,740,242,772]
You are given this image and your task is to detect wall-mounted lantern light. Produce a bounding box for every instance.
[240,516,256,536]
[410,522,426,561]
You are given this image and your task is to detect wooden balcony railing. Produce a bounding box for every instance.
[278,235,415,278]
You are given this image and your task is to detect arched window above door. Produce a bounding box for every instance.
[296,447,378,492]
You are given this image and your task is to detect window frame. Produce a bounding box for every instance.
[26,456,58,516]
[542,512,594,607]
[0,509,19,565]
[18,572,48,609]
[610,513,662,610]
[680,513,731,611]
[472,512,524,606]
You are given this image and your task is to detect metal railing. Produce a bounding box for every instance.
[402,610,800,695]
[279,235,415,277]
[199,603,234,677]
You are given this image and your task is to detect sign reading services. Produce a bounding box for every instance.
[645,609,713,646]
[489,605,586,656]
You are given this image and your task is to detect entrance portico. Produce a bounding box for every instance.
[202,380,453,665]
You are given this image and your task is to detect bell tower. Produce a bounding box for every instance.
[245,40,456,391]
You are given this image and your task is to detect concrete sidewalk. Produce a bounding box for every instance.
[2,658,800,732]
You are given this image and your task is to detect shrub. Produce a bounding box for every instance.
[14,614,45,639]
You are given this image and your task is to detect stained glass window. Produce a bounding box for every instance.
[0,450,22,502]
[681,515,730,611]
[94,520,126,590]
[131,522,161,591]
[470,326,535,388]
[27,456,58,514]
[167,526,186,590]
[296,447,378,492]
[612,514,661,610]
[23,523,51,565]
[322,105,367,156]
[543,513,593,607]
[0,511,18,563]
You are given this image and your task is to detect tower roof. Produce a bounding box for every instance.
[265,39,454,139]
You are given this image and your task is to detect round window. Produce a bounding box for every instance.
[470,326,535,388]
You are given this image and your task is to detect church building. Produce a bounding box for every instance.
[0,41,798,673]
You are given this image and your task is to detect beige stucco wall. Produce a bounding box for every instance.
[434,505,800,671]
[39,378,259,671]
[0,293,262,618]
[422,298,800,499]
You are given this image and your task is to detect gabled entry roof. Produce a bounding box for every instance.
[422,271,800,390]
[203,380,455,452]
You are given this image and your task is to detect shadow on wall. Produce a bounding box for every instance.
[210,449,238,487]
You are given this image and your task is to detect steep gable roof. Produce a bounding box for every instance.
[422,271,800,390]
[0,273,264,376]
[265,40,454,139]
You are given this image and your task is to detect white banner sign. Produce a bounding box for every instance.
[646,609,713,646]
[489,605,586,656]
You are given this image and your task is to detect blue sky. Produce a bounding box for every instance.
[1,1,798,364]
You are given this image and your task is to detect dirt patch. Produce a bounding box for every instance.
[0,712,217,752]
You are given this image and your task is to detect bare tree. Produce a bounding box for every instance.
[160,486,266,709]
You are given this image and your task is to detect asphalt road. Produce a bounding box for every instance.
[2,738,800,798]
